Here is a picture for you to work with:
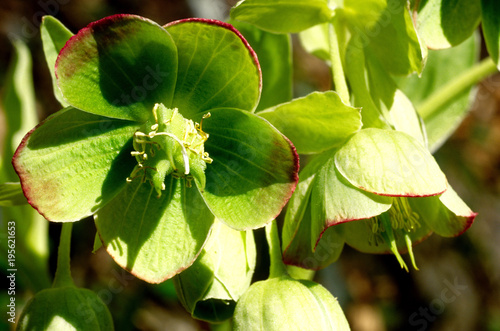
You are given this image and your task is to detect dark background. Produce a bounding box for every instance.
[0,0,499,330]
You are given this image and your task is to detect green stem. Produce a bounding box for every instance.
[266,221,288,279]
[418,57,498,119]
[52,223,75,288]
[329,21,350,104]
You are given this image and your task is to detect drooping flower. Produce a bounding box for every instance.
[13,14,298,283]
[282,127,476,271]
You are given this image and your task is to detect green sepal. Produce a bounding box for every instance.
[201,108,299,230]
[409,185,476,237]
[259,91,362,154]
[165,19,261,117]
[174,221,256,322]
[230,20,293,111]
[95,177,214,283]
[40,15,73,108]
[230,0,333,34]
[282,150,391,269]
[335,128,447,197]
[12,107,139,222]
[56,14,178,122]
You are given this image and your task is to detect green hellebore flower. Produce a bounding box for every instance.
[12,14,298,283]
[282,128,476,271]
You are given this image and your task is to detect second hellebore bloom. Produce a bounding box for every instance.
[12,15,298,283]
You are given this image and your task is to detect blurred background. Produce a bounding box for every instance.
[0,0,499,330]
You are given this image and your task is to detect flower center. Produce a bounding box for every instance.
[369,197,421,271]
[371,197,421,236]
[126,103,212,197]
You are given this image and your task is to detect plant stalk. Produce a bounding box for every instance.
[266,221,288,279]
[329,20,350,104]
[418,57,498,119]
[52,222,75,288]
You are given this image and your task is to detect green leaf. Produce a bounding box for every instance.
[299,23,330,61]
[416,0,481,49]
[56,14,178,122]
[1,39,37,182]
[0,182,26,206]
[259,91,362,154]
[1,39,51,292]
[174,221,256,322]
[364,54,426,144]
[396,33,479,151]
[335,128,447,196]
[343,0,424,75]
[230,20,293,111]
[41,16,73,108]
[165,19,261,117]
[410,186,476,237]
[482,0,500,68]
[95,177,214,283]
[201,108,298,230]
[12,107,139,221]
[230,0,333,33]
[233,277,350,330]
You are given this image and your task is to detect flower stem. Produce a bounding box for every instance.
[52,223,75,288]
[266,221,288,279]
[418,57,498,120]
[329,20,350,104]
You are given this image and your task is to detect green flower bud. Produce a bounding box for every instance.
[233,276,350,330]
[233,221,350,330]
[16,287,113,331]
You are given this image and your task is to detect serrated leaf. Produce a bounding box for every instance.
[165,19,261,117]
[201,108,298,230]
[416,0,481,49]
[482,0,500,69]
[41,16,73,107]
[12,107,139,221]
[230,20,293,111]
[56,14,178,122]
[95,177,214,283]
[335,128,447,196]
[230,0,333,33]
[259,91,362,154]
